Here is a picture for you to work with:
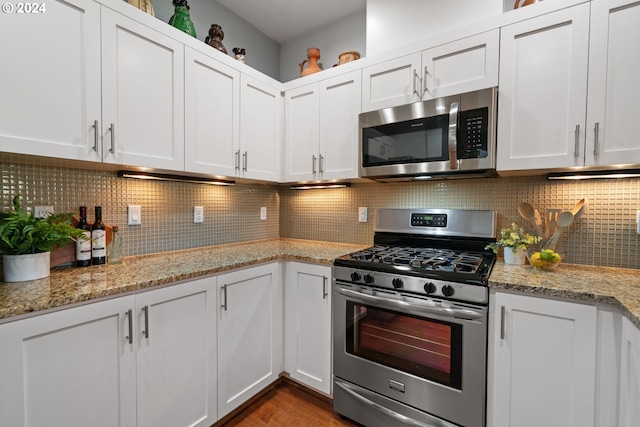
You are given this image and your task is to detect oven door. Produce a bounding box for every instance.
[332,282,487,427]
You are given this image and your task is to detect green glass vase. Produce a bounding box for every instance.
[168,0,196,38]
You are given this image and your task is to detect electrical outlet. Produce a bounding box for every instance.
[128,205,141,225]
[260,207,267,221]
[358,207,368,223]
[194,206,204,223]
[636,210,640,235]
[34,206,54,218]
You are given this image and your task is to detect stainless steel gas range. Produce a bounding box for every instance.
[332,209,497,427]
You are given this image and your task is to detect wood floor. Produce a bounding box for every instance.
[218,381,363,427]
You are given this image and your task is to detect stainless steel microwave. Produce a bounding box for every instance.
[359,87,497,181]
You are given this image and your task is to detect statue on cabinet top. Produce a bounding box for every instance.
[205,24,228,54]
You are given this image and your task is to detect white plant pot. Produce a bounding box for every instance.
[503,247,526,265]
[2,252,51,282]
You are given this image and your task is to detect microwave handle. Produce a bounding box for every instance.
[448,102,459,170]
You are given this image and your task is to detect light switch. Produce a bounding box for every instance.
[128,205,141,225]
[636,210,640,235]
[359,207,368,223]
[194,206,204,223]
[260,207,267,221]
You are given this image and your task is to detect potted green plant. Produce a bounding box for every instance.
[485,222,541,265]
[0,195,88,282]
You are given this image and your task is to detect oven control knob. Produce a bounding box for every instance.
[363,273,374,284]
[424,282,437,294]
[350,271,362,282]
[392,278,403,289]
[442,285,455,297]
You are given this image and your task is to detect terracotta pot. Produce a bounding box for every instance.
[337,50,360,66]
[299,47,321,77]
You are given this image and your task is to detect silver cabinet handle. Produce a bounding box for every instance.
[242,151,248,172]
[221,284,228,311]
[312,155,317,174]
[593,122,600,156]
[109,123,115,154]
[319,154,324,173]
[142,305,149,339]
[93,120,99,152]
[125,309,133,344]
[574,124,580,158]
[423,66,429,95]
[412,69,422,98]
[322,276,328,300]
[500,305,506,340]
[235,150,240,171]
[448,102,459,170]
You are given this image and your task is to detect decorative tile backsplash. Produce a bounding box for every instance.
[1,161,639,269]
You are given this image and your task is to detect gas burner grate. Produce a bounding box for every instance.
[348,246,486,275]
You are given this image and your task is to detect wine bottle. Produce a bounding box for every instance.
[75,206,92,267]
[91,206,107,265]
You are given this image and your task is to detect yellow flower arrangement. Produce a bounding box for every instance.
[485,222,542,254]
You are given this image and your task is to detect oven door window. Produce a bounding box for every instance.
[362,114,449,167]
[345,302,462,390]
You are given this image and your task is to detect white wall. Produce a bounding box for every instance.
[366,0,503,56]
[279,10,366,83]
[153,0,281,80]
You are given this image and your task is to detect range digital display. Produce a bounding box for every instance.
[411,213,447,227]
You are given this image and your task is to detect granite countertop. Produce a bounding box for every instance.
[2,239,639,328]
[0,238,368,322]
[489,261,640,328]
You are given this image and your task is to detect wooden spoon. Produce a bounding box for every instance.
[545,211,574,250]
[518,202,545,236]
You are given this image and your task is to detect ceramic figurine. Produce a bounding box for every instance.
[126,0,155,16]
[233,47,246,63]
[205,24,228,54]
[299,47,321,77]
[168,0,196,38]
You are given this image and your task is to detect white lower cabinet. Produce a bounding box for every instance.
[488,291,597,427]
[284,262,332,394]
[216,263,283,419]
[0,277,216,427]
[619,315,640,427]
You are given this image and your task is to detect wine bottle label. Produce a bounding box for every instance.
[76,231,91,261]
[92,229,106,258]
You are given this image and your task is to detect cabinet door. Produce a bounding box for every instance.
[240,75,283,181]
[421,29,499,99]
[319,70,362,180]
[101,7,185,171]
[284,83,320,182]
[217,263,282,418]
[497,4,590,172]
[136,278,216,427]
[619,316,640,427]
[361,52,422,112]
[284,263,332,394]
[0,0,101,162]
[490,292,597,427]
[0,296,137,427]
[185,47,240,176]
[585,0,640,166]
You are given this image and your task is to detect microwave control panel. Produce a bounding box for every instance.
[458,107,488,159]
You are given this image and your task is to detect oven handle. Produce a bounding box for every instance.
[335,285,483,321]
[448,102,459,170]
[334,379,448,427]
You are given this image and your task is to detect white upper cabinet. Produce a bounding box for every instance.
[185,47,240,176]
[361,30,499,112]
[498,0,640,172]
[284,70,361,182]
[585,0,640,166]
[239,75,283,181]
[361,52,423,112]
[0,0,102,162]
[421,29,499,100]
[101,7,185,171]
